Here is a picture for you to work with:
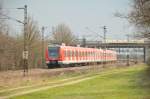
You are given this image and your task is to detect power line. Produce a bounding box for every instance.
[1,8,20,9]
[85,27,104,39]
[0,14,24,24]
[102,26,107,67]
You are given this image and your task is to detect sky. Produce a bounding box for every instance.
[2,0,132,40]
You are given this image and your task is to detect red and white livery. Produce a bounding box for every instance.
[45,44,117,68]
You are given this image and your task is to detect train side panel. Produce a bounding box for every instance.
[46,45,117,67]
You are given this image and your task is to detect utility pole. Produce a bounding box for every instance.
[103,26,107,66]
[41,26,45,67]
[82,37,86,47]
[21,5,28,76]
[103,26,106,44]
[1,5,28,76]
[126,34,130,66]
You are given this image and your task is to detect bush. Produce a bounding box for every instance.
[146,56,150,66]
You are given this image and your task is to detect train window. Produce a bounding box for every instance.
[74,50,76,57]
[86,51,87,57]
[76,51,77,57]
[76,50,78,56]
[88,51,90,57]
[109,53,112,57]
[48,47,59,58]
[74,50,76,56]
[83,51,84,57]
[82,51,84,57]
[77,50,79,57]
[71,50,73,57]
[79,51,81,57]
[94,52,96,57]
[65,49,68,57]
[72,50,74,57]
[93,51,94,57]
[72,50,73,57]
[97,52,98,57]
[67,50,70,57]
[70,50,72,57]
[65,50,67,57]
[86,52,88,57]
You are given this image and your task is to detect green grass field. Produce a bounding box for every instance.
[10,64,150,99]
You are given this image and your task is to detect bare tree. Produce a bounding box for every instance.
[0,1,8,35]
[0,1,15,70]
[22,16,41,68]
[114,0,150,64]
[127,0,150,65]
[11,16,42,70]
[128,0,150,39]
[0,2,42,70]
[26,17,40,48]
[51,23,77,45]
[115,0,150,39]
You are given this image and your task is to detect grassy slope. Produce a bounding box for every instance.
[11,64,150,99]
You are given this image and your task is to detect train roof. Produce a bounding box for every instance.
[48,44,116,53]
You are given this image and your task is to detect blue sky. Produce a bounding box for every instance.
[3,0,132,40]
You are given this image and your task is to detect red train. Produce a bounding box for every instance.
[45,44,117,68]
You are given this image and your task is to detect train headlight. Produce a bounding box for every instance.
[46,61,49,64]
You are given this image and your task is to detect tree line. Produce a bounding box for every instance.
[0,3,76,71]
[115,0,150,65]
[128,0,150,65]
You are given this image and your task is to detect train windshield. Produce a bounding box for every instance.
[48,47,59,58]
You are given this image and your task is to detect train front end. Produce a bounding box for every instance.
[45,45,61,68]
